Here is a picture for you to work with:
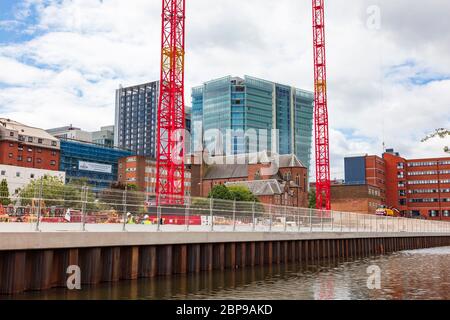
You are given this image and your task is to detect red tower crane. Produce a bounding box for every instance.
[312,0,331,210]
[156,0,186,205]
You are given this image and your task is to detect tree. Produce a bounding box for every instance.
[0,179,11,206]
[308,189,316,209]
[422,128,450,154]
[19,175,96,210]
[208,184,233,200]
[228,185,259,202]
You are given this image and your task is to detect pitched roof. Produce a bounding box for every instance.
[203,164,248,180]
[225,179,284,196]
[0,118,58,141]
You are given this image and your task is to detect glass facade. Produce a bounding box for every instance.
[191,75,314,170]
[60,140,132,190]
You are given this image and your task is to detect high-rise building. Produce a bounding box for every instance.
[191,76,314,170]
[114,82,159,158]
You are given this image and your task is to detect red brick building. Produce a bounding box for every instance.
[0,118,60,171]
[118,156,191,195]
[342,149,450,220]
[331,184,384,214]
[190,152,309,207]
[383,149,450,220]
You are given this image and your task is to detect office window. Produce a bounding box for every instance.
[38,139,43,144]
[10,132,14,137]
[27,157,32,163]
[28,137,33,143]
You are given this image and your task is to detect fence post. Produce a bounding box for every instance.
[157,193,161,232]
[210,197,214,232]
[122,186,128,232]
[309,208,313,232]
[284,205,288,232]
[320,209,324,232]
[232,199,236,232]
[356,214,359,233]
[35,179,44,232]
[298,209,302,232]
[252,201,256,232]
[185,196,190,231]
[340,211,343,232]
[331,211,334,232]
[81,185,87,232]
[269,204,273,232]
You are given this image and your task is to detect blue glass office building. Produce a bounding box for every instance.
[60,140,132,190]
[191,76,314,170]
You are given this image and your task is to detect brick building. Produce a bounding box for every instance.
[383,149,450,220]
[0,118,60,171]
[190,152,309,207]
[331,184,383,214]
[341,149,450,220]
[118,156,191,196]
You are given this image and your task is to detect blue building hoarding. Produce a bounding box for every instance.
[60,139,133,190]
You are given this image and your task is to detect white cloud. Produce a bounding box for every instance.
[0,0,449,178]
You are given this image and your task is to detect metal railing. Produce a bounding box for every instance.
[1,182,450,234]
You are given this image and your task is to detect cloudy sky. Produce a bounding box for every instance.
[0,0,449,179]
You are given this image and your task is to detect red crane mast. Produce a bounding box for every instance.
[156,0,186,205]
[312,0,331,210]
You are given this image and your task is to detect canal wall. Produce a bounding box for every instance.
[1,232,450,295]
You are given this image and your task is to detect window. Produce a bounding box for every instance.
[444,210,450,217]
[16,172,20,177]
[38,139,43,144]
[9,143,13,147]
[37,158,42,164]
[51,141,57,147]
[429,210,439,217]
[17,156,23,161]
[27,157,32,163]
[28,137,33,143]
[1,170,5,176]
[8,153,13,158]
[30,174,35,179]
[50,160,56,166]
[18,135,25,142]
[9,132,14,137]
[51,151,56,156]
[28,148,33,152]
[37,148,42,153]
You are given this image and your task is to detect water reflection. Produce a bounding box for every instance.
[7,247,450,300]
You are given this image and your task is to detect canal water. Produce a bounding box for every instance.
[7,246,450,300]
